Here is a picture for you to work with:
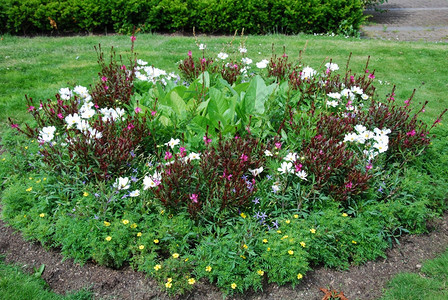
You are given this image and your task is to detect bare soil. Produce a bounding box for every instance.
[1,207,448,300]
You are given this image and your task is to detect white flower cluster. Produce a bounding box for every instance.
[113,177,140,197]
[39,126,56,143]
[344,125,391,158]
[326,85,370,109]
[143,171,162,190]
[135,60,178,85]
[59,85,92,102]
[277,152,308,181]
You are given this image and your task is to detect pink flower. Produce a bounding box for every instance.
[240,154,248,162]
[295,163,302,172]
[104,85,109,90]
[135,107,142,113]
[365,69,369,73]
[10,123,19,129]
[57,113,64,119]
[275,142,282,149]
[203,135,212,145]
[190,194,198,203]
[350,75,355,83]
[179,147,186,157]
[28,106,35,112]
[188,50,192,57]
[121,65,127,70]
[406,129,416,136]
[127,123,135,130]
[164,151,173,160]
[345,181,353,189]
[366,164,373,170]
[130,35,136,42]
[368,73,375,79]
[94,103,99,109]
[101,76,108,82]
[151,111,157,116]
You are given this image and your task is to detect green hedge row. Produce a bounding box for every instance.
[0,0,366,35]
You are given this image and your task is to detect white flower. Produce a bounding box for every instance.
[272,182,281,193]
[217,52,229,60]
[326,100,339,107]
[80,102,95,119]
[373,134,389,145]
[341,88,354,100]
[136,59,148,65]
[256,59,269,69]
[73,85,91,101]
[249,167,264,177]
[88,128,102,139]
[198,44,206,50]
[325,62,339,71]
[284,152,297,162]
[65,113,81,129]
[278,161,294,174]
[76,119,90,133]
[143,176,157,190]
[239,47,247,54]
[301,67,316,80]
[351,86,364,95]
[59,87,73,100]
[363,149,379,160]
[135,72,148,81]
[165,138,180,149]
[264,150,273,157]
[327,92,341,100]
[361,94,369,100]
[354,125,367,134]
[373,142,388,153]
[241,57,252,65]
[39,126,56,143]
[187,152,201,161]
[115,108,125,118]
[114,177,130,190]
[374,128,391,136]
[152,171,162,182]
[344,133,358,143]
[296,170,308,181]
[129,190,140,197]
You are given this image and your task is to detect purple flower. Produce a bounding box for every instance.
[94,193,100,197]
[272,220,279,229]
[252,198,260,204]
[131,176,138,182]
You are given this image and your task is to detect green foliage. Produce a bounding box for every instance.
[0,0,366,35]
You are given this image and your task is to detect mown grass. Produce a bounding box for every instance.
[381,247,448,299]
[1,33,447,126]
[0,257,93,300]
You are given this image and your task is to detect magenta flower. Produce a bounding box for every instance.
[130,35,136,42]
[345,181,353,189]
[10,123,19,129]
[188,50,192,57]
[406,129,416,136]
[366,164,373,170]
[135,107,142,113]
[164,151,173,160]
[203,135,212,145]
[101,76,108,82]
[28,106,35,112]
[127,123,135,130]
[104,85,109,90]
[275,142,282,149]
[240,154,248,162]
[151,111,157,116]
[368,73,375,79]
[121,65,127,70]
[179,147,186,157]
[190,194,198,203]
[57,113,64,119]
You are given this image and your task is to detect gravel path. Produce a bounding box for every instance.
[362,0,448,42]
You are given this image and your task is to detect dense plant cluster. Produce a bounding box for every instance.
[1,0,366,35]
[2,37,447,297]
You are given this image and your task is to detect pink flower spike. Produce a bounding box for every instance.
[57,113,64,119]
[135,107,142,113]
[130,35,136,42]
[28,106,35,112]
[101,76,108,82]
[190,194,198,203]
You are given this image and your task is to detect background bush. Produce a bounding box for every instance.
[0,0,366,35]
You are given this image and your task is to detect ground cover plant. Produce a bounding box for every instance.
[1,33,447,297]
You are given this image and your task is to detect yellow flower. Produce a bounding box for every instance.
[300,241,306,248]
[267,247,271,251]
[35,180,41,183]
[231,283,237,289]
[297,273,303,280]
[288,250,294,255]
[184,258,188,262]
[104,221,111,227]
[29,177,32,180]
[105,236,112,241]
[160,210,165,215]
[276,230,282,233]
[240,255,246,259]
[122,219,129,225]
[137,232,142,237]
[167,278,172,283]
[39,213,45,218]
[26,187,33,192]
[205,265,212,272]
[342,213,348,217]
[262,239,268,243]
[240,212,247,219]
[165,282,172,288]
[257,270,264,276]
[1,158,5,161]
[154,239,159,244]
[285,219,290,224]
[25,146,28,150]
[130,223,137,229]
[352,240,357,244]
[83,191,89,197]
[139,245,145,250]
[154,264,161,271]
[188,278,196,285]
[43,178,47,181]
[281,235,289,240]
[310,228,316,234]
[172,253,179,259]
[243,244,248,249]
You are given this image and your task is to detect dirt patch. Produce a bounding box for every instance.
[1,205,448,300]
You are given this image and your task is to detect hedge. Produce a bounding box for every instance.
[0,0,366,36]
